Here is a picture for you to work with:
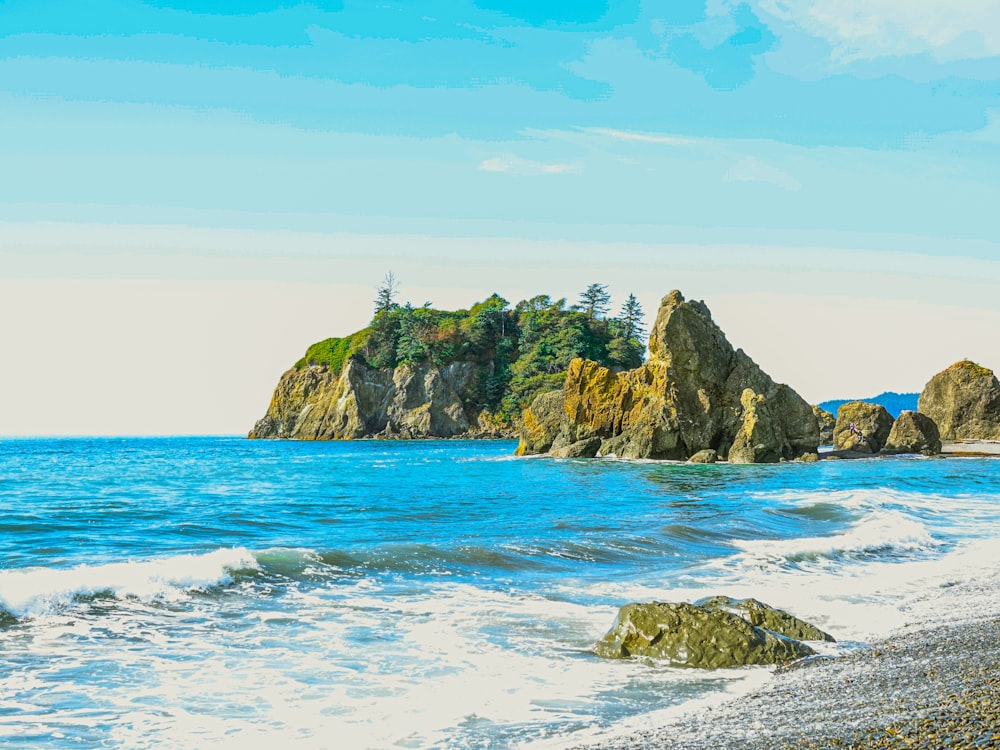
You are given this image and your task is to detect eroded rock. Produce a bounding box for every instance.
[882,411,942,455]
[918,360,1000,441]
[249,358,508,440]
[593,600,817,668]
[833,401,894,453]
[696,596,835,643]
[813,405,836,446]
[519,291,819,462]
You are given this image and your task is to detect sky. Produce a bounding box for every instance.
[2,0,1000,436]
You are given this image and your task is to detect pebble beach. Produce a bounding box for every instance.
[573,578,1000,750]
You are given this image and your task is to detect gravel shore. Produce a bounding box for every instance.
[572,601,1000,749]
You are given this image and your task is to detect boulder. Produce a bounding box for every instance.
[833,401,895,453]
[695,596,835,642]
[918,360,1000,441]
[729,388,802,464]
[687,449,718,464]
[593,601,816,668]
[522,291,819,462]
[812,405,836,446]
[882,411,942,455]
[549,437,602,458]
[514,390,565,455]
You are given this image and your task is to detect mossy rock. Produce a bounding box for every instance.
[833,401,894,453]
[918,360,1000,440]
[696,596,834,642]
[594,601,816,668]
[882,411,942,455]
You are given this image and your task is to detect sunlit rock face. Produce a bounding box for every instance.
[918,360,1000,441]
[517,290,819,463]
[250,359,505,440]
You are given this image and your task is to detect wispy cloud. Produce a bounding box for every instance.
[724,157,801,191]
[757,0,1000,61]
[589,128,696,146]
[479,155,580,175]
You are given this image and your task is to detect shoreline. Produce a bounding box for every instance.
[569,577,1000,750]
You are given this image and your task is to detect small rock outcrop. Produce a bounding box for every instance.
[515,390,566,456]
[918,360,1000,441]
[250,358,509,439]
[695,596,835,643]
[517,291,819,462]
[593,599,824,668]
[882,411,942,455]
[812,405,836,446]
[833,401,895,453]
[687,449,718,464]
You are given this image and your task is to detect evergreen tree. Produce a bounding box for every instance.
[374,271,399,314]
[618,293,646,343]
[577,283,611,320]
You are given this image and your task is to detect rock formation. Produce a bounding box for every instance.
[593,598,826,668]
[695,596,834,642]
[882,411,942,455]
[833,401,894,453]
[812,405,836,446]
[516,291,819,462]
[250,358,509,439]
[918,360,1000,441]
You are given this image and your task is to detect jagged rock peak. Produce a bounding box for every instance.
[517,290,820,462]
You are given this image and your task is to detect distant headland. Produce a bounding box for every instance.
[250,285,1000,463]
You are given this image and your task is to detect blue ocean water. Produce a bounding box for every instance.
[1,437,999,748]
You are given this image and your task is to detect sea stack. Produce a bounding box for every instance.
[516,290,820,462]
[918,360,1000,441]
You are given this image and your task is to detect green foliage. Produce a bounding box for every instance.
[577,282,611,319]
[617,293,646,342]
[294,286,648,421]
[295,331,366,374]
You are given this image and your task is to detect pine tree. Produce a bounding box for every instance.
[578,283,611,320]
[374,271,399,315]
[618,293,645,343]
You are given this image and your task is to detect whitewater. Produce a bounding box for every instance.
[1,437,999,749]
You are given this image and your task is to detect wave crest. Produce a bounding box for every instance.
[0,547,257,620]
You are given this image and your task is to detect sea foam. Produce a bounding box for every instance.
[0,547,257,619]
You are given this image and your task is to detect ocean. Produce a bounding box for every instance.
[1,437,999,749]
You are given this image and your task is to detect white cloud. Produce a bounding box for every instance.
[724,156,802,190]
[589,128,696,146]
[478,155,580,175]
[757,0,1000,61]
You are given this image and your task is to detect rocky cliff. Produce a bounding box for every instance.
[249,358,511,439]
[516,290,820,462]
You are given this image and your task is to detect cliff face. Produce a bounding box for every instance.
[516,290,819,462]
[249,358,510,439]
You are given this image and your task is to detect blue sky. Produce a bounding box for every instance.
[2,0,1000,434]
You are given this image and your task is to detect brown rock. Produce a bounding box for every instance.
[833,401,895,453]
[249,358,501,440]
[882,411,942,455]
[687,449,718,464]
[532,291,819,462]
[918,360,1000,440]
[813,405,836,446]
[514,390,564,456]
